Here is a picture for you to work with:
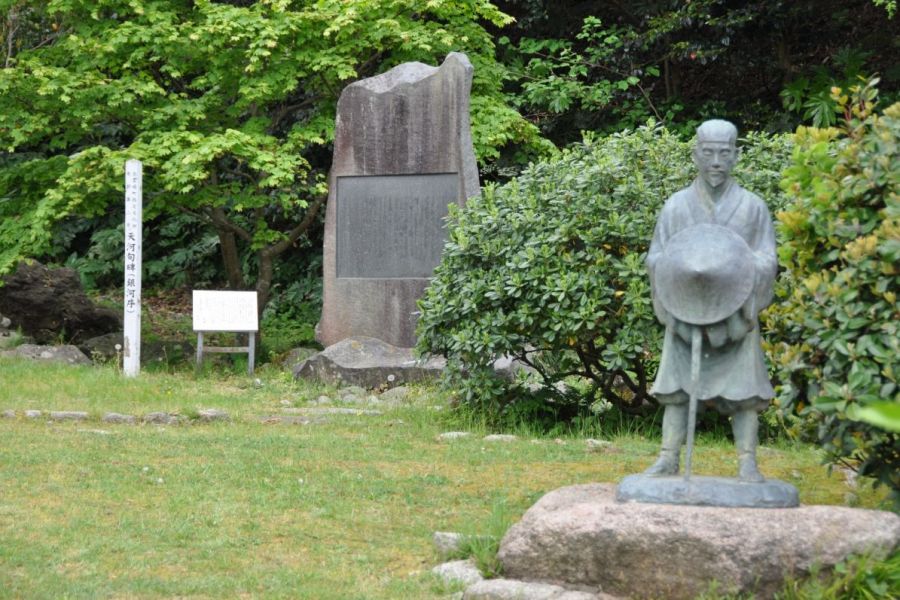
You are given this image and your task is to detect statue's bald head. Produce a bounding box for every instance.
[693,119,739,189]
[696,119,738,145]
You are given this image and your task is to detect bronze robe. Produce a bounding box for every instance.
[647,178,777,409]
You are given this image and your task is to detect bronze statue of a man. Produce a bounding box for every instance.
[645,119,778,482]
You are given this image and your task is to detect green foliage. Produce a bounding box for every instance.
[450,496,512,578]
[505,6,804,139]
[260,273,321,356]
[871,0,898,18]
[848,401,900,433]
[508,16,658,120]
[495,1,898,144]
[776,551,900,600]
[780,48,874,128]
[768,79,899,502]
[58,213,220,291]
[696,552,900,599]
[0,0,544,309]
[417,124,792,427]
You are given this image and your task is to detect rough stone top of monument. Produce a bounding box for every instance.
[347,52,471,94]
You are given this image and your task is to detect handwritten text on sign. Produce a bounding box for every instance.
[124,161,142,315]
[192,291,259,332]
[123,159,143,377]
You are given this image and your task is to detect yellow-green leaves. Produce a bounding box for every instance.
[771,80,899,503]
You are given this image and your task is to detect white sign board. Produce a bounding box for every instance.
[123,159,142,377]
[192,291,259,332]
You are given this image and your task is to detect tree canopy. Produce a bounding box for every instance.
[0,0,542,308]
[492,0,898,142]
[1,0,896,313]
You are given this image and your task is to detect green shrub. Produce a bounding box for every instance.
[417,124,792,427]
[768,79,899,503]
[259,270,322,358]
[776,551,900,600]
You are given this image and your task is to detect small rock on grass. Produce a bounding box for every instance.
[3,344,91,365]
[585,439,613,452]
[259,415,328,425]
[103,412,136,424]
[143,412,179,425]
[24,410,42,418]
[78,429,113,436]
[197,408,229,422]
[50,411,89,421]
[284,406,381,416]
[380,385,411,403]
[339,385,367,400]
[438,431,472,441]
[1,409,15,419]
[433,531,466,559]
[483,434,517,443]
[839,466,859,489]
[432,559,483,587]
[463,579,611,599]
[334,407,381,416]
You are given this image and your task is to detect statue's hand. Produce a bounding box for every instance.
[740,292,757,324]
[726,310,753,342]
[672,318,694,344]
[652,295,672,327]
[741,271,760,322]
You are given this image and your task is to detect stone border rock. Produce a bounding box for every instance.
[1,344,91,365]
[0,401,403,427]
[432,559,484,587]
[0,408,229,426]
[431,531,622,599]
[464,579,614,600]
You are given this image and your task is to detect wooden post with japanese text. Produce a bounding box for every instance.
[123,159,142,377]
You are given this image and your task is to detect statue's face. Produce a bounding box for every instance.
[693,140,737,188]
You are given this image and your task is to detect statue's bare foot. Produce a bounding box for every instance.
[738,455,765,483]
[644,453,679,476]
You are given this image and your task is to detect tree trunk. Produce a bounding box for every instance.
[216,227,245,290]
[256,249,274,318]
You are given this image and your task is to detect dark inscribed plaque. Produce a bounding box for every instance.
[336,174,459,278]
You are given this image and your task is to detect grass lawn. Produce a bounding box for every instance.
[0,358,890,599]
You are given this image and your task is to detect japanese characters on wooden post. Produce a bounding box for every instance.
[123,159,142,377]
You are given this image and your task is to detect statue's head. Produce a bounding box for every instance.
[693,119,739,189]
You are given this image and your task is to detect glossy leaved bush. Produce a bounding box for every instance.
[767,80,899,501]
[417,124,792,426]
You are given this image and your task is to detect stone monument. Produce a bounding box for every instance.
[618,118,797,507]
[316,52,480,349]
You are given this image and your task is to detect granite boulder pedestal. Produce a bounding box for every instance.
[491,483,899,600]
